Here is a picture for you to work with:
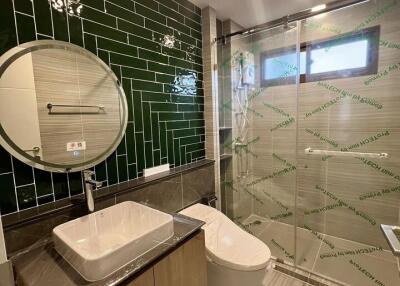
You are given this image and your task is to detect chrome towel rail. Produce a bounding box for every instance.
[304,147,389,159]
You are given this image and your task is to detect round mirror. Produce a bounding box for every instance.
[0,40,128,172]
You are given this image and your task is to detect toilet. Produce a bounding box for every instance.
[179,203,272,286]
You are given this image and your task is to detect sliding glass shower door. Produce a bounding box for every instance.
[218,0,400,285]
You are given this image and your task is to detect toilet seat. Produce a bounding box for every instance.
[180,204,271,272]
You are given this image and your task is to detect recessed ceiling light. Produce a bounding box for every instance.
[311,4,327,12]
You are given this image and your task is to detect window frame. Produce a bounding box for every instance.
[260,25,380,87]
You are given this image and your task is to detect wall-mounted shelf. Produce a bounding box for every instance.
[220,154,233,161]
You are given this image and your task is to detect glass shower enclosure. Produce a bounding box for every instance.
[217,0,400,285]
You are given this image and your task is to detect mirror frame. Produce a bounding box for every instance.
[0,40,128,173]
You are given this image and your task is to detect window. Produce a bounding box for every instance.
[260,26,380,87]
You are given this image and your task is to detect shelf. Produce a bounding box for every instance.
[219,127,232,131]
[220,154,233,161]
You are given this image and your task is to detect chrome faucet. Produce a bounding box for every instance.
[83,170,102,212]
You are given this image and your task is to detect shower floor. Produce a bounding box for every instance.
[241,214,400,286]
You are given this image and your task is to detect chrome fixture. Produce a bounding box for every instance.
[304,147,389,159]
[47,103,105,114]
[83,170,102,212]
[381,224,400,257]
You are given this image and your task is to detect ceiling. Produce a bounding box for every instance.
[190,0,337,28]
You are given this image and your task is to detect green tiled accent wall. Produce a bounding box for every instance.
[0,0,204,215]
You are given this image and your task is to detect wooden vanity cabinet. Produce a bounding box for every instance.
[125,230,207,286]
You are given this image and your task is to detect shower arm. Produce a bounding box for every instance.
[304,148,389,159]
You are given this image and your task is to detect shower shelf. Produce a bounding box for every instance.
[219,127,232,131]
[220,154,233,161]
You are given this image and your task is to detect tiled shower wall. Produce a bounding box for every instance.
[0,0,205,215]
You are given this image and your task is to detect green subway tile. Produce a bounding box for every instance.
[138,48,168,64]
[171,94,194,104]
[174,128,195,137]
[164,84,196,96]
[156,73,175,84]
[179,5,201,23]
[17,185,36,210]
[98,49,110,65]
[133,91,143,131]
[195,127,205,135]
[110,52,147,69]
[15,13,36,44]
[181,42,201,57]
[197,88,204,96]
[167,18,190,35]
[111,64,122,83]
[191,149,205,159]
[180,136,200,145]
[132,79,163,92]
[13,158,33,186]
[151,102,177,112]
[173,138,180,167]
[186,142,203,152]
[129,34,161,52]
[145,18,173,35]
[15,0,33,15]
[34,169,52,197]
[69,16,84,46]
[167,131,174,166]
[69,172,83,196]
[122,78,133,122]
[95,161,107,182]
[151,113,160,149]
[83,20,127,42]
[175,0,195,12]
[184,112,203,119]
[117,19,152,39]
[107,0,134,11]
[180,146,186,165]
[159,113,183,121]
[37,195,53,205]
[135,3,165,25]
[160,0,178,11]
[117,135,127,155]
[178,104,196,112]
[190,119,204,128]
[145,141,153,168]
[142,92,170,102]
[117,156,128,182]
[0,174,17,214]
[135,132,145,172]
[191,29,202,41]
[153,150,161,166]
[186,152,191,163]
[33,0,52,36]
[148,62,175,75]
[97,37,137,56]
[169,57,192,69]
[196,39,201,48]
[193,63,203,73]
[159,4,184,23]
[83,33,97,54]
[0,147,12,174]
[51,7,69,41]
[81,5,116,27]
[161,157,168,164]
[105,2,143,26]
[134,0,158,11]
[122,66,155,81]
[81,0,105,10]
[175,31,196,46]
[143,102,152,141]
[162,46,186,59]
[0,0,17,56]
[185,18,201,32]
[128,163,137,180]
[160,121,167,157]
[194,6,202,15]
[166,121,189,130]
[198,104,204,112]
[53,173,69,200]
[106,153,118,185]
[126,123,136,164]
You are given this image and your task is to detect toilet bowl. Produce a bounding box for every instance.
[180,203,272,286]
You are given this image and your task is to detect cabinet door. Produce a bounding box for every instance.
[153,231,207,286]
[125,268,154,286]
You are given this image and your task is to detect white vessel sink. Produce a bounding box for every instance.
[53,201,174,281]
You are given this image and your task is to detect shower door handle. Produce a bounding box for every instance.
[304,148,389,159]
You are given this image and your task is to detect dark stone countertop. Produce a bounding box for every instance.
[11,214,205,286]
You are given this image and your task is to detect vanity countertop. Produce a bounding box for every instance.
[11,214,204,286]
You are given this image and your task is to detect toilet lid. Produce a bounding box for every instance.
[180,204,271,272]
